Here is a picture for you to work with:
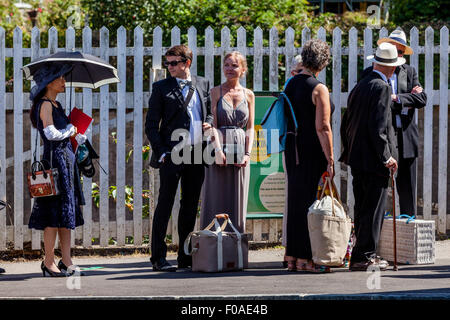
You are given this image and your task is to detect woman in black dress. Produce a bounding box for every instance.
[284,39,335,273]
[28,64,86,277]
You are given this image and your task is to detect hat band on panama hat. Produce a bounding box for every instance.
[389,36,407,46]
[374,55,399,64]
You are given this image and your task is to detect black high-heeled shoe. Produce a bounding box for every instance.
[58,260,85,276]
[41,262,65,277]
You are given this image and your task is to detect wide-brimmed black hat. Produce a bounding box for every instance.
[29,63,73,100]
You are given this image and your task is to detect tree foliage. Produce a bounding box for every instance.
[82,0,312,35]
[390,0,449,24]
[0,0,85,45]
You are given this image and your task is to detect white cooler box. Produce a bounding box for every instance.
[378,218,435,265]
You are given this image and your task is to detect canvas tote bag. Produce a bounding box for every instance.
[184,214,248,272]
[307,176,352,266]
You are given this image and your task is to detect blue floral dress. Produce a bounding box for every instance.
[28,99,85,230]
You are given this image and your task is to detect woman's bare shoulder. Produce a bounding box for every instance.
[244,87,255,99]
[40,101,53,112]
[211,85,222,93]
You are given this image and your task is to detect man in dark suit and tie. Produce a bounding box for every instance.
[340,42,403,271]
[145,45,213,271]
[360,29,427,217]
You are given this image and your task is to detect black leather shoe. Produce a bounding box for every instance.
[152,258,177,272]
[350,258,388,272]
[58,260,85,276]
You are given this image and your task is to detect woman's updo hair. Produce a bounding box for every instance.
[301,39,331,73]
[224,51,248,78]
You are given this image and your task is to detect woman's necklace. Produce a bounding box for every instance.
[303,69,317,79]
[43,96,57,105]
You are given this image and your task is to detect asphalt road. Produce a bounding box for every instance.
[1,240,449,300]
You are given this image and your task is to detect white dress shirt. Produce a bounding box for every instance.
[176,77,203,146]
[387,73,407,128]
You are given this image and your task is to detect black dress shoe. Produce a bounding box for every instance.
[350,259,388,272]
[0,267,5,274]
[57,260,85,276]
[152,258,177,272]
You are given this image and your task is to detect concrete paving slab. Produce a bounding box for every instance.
[0,240,449,300]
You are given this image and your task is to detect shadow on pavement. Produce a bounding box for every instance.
[0,260,348,281]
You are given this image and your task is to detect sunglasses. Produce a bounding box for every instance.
[397,50,404,55]
[164,59,186,67]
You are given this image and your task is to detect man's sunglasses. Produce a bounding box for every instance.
[397,50,404,55]
[164,59,187,67]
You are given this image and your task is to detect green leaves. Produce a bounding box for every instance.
[81,0,314,36]
[390,0,448,24]
[91,182,151,218]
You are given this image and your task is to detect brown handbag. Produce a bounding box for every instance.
[27,160,60,198]
[27,103,60,198]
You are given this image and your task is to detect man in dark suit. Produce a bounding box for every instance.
[340,42,402,271]
[360,29,427,216]
[145,45,213,271]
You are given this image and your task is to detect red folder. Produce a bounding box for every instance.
[69,107,93,152]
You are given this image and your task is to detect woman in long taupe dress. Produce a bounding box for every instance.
[200,51,255,233]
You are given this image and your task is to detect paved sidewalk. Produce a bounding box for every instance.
[0,240,449,300]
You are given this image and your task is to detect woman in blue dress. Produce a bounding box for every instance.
[28,64,87,277]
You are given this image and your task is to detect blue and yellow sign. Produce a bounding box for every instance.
[248,96,286,214]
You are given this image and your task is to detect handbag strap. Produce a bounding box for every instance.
[164,85,196,131]
[319,177,338,217]
[223,216,244,270]
[319,176,343,203]
[212,214,243,270]
[280,92,300,165]
[330,178,343,205]
[183,213,244,271]
[182,214,226,259]
[34,99,55,167]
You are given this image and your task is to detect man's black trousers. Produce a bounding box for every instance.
[396,130,417,216]
[350,168,389,264]
[150,154,205,265]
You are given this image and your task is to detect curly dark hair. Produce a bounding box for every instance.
[301,39,330,73]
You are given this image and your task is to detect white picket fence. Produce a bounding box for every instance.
[0,25,448,251]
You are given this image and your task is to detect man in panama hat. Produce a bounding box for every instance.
[360,29,427,218]
[340,42,403,271]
